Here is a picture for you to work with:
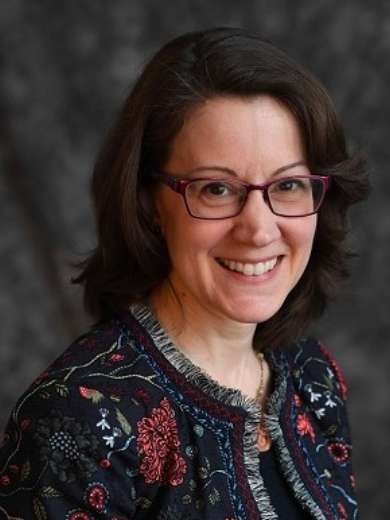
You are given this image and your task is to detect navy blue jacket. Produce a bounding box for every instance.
[0,304,357,519]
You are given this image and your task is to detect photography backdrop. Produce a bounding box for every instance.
[1,1,389,518]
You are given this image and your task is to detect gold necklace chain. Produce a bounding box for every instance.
[255,351,272,451]
[255,352,265,403]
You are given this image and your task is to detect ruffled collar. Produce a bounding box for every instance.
[129,301,286,423]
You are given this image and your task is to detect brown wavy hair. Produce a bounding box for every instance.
[74,27,370,350]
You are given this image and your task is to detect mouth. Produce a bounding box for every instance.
[218,257,278,276]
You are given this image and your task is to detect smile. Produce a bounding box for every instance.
[218,257,278,276]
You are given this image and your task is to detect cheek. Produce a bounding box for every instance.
[284,218,317,258]
[165,223,224,261]
[161,215,230,268]
[159,208,202,262]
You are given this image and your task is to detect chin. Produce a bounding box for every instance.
[224,302,284,325]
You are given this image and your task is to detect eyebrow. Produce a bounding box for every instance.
[272,161,308,177]
[186,161,308,178]
[186,166,237,177]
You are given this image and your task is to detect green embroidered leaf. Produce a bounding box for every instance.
[209,487,221,505]
[195,498,204,511]
[182,494,192,505]
[198,467,208,479]
[90,389,104,404]
[33,497,48,520]
[55,384,69,398]
[323,424,338,436]
[39,486,62,498]
[116,409,132,435]
[79,386,104,403]
[20,459,31,482]
[38,391,51,400]
[137,496,152,509]
[126,467,139,478]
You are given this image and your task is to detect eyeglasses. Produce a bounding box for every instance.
[152,172,331,219]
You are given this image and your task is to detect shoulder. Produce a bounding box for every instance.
[286,337,347,398]
[275,340,358,519]
[42,318,130,378]
[284,337,350,441]
[0,312,162,471]
[0,315,166,516]
[28,314,154,388]
[5,313,163,427]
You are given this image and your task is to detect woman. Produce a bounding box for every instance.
[0,28,370,519]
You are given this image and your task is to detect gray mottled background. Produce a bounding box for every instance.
[0,1,389,518]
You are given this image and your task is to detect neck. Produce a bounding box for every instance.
[149,283,269,400]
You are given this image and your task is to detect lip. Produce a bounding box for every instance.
[217,256,279,276]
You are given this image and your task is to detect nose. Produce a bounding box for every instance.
[231,189,281,245]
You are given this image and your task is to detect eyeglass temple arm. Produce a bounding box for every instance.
[152,173,185,193]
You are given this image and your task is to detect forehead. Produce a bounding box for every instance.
[166,95,306,178]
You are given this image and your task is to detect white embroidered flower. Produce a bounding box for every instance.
[103,427,122,448]
[103,435,115,447]
[305,384,322,402]
[314,408,326,419]
[326,367,334,379]
[96,408,111,430]
[324,391,337,408]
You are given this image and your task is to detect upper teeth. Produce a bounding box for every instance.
[220,257,277,276]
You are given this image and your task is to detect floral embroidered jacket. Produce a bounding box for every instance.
[0,304,358,520]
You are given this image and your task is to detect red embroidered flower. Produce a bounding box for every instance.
[337,501,347,520]
[294,394,302,407]
[297,413,315,442]
[78,386,103,402]
[137,397,187,486]
[330,359,347,399]
[68,512,91,520]
[80,338,100,350]
[0,431,9,449]
[133,387,151,406]
[0,475,10,486]
[102,384,124,401]
[109,353,125,362]
[20,419,30,431]
[327,442,349,463]
[79,386,93,399]
[86,483,109,512]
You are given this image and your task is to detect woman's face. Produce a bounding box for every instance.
[152,95,317,326]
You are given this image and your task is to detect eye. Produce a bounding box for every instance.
[187,180,240,200]
[186,179,243,209]
[279,179,298,191]
[202,181,233,197]
[274,177,310,193]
